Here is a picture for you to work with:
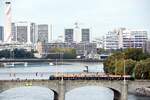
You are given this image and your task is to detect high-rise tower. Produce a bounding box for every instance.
[0,26,4,41]
[4,1,12,43]
[65,29,74,43]
[37,24,49,43]
[81,28,90,43]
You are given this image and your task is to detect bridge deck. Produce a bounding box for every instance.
[0,72,134,81]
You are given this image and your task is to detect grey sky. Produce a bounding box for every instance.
[0,0,150,40]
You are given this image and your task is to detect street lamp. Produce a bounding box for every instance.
[123,59,126,83]
[115,58,117,75]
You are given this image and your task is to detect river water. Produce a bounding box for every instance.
[0,62,150,100]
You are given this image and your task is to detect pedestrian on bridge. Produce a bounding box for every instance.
[36,72,38,76]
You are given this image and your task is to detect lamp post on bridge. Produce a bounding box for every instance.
[122,58,128,100]
[123,59,126,84]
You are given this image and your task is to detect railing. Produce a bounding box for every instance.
[0,72,134,81]
[49,73,133,80]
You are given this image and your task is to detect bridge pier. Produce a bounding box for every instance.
[120,82,128,100]
[58,78,66,100]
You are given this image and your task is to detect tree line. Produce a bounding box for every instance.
[103,48,150,79]
[45,48,76,59]
[0,48,35,59]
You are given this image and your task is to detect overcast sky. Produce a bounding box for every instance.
[0,0,150,40]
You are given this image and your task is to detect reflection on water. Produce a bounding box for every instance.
[0,86,114,100]
[0,86,54,100]
[66,86,114,100]
[128,94,150,100]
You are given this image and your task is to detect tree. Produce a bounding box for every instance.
[0,49,11,58]
[125,59,136,75]
[104,48,150,78]
[134,58,150,79]
[124,48,149,61]
[0,49,35,59]
[46,48,76,59]
[115,59,124,75]
[63,49,76,59]
[103,55,115,74]
[103,51,125,74]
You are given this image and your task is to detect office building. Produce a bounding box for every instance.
[15,22,29,43]
[37,24,49,43]
[11,23,16,42]
[143,40,150,53]
[75,42,97,56]
[30,23,37,44]
[65,29,74,43]
[0,26,4,41]
[12,22,38,44]
[65,27,90,43]
[81,28,90,43]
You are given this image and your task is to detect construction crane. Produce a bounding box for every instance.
[74,22,84,29]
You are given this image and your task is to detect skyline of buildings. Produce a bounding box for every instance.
[0,1,149,53]
[1,22,150,50]
[1,0,150,40]
[1,23,150,59]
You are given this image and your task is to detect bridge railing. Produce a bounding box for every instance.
[49,72,133,80]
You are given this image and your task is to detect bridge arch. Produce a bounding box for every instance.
[65,80,122,92]
[0,86,58,100]
[110,88,121,100]
[0,80,61,100]
[66,80,122,100]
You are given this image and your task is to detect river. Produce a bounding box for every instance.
[0,62,150,100]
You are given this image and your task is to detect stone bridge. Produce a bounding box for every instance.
[0,78,150,100]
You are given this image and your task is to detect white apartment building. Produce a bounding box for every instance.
[104,31,119,50]
[122,29,148,48]
[143,40,150,53]
[92,37,104,48]
[104,28,148,50]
